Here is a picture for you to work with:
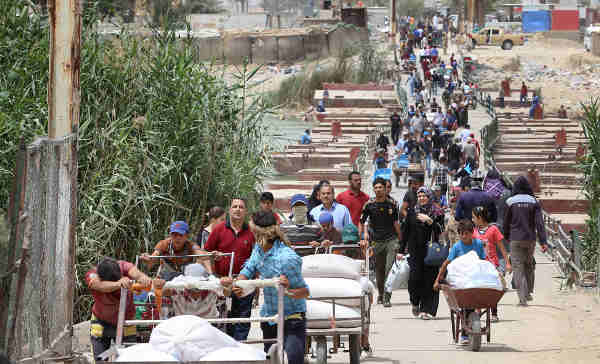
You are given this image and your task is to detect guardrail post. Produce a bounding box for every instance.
[571,230,582,269]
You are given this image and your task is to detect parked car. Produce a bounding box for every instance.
[468,26,525,50]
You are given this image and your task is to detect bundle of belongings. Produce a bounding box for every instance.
[446,251,504,291]
[301,254,373,329]
[115,315,266,362]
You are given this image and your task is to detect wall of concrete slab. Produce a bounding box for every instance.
[190,27,368,65]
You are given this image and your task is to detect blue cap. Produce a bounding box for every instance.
[170,221,189,235]
[319,211,334,225]
[290,194,309,208]
[424,131,430,135]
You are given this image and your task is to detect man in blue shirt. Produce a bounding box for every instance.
[223,211,309,364]
[309,184,351,230]
[300,129,312,144]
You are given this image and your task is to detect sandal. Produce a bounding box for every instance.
[420,313,433,320]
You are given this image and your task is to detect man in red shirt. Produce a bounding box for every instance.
[204,197,255,340]
[86,257,156,360]
[336,171,369,226]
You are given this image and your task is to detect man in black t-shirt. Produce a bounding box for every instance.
[359,177,402,307]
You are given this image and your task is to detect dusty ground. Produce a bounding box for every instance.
[468,35,600,113]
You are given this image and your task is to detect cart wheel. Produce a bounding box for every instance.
[349,334,361,364]
[316,336,327,364]
[468,311,482,352]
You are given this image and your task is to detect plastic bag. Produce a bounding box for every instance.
[149,315,239,361]
[384,257,410,292]
[447,251,503,290]
[200,344,266,361]
[302,254,362,279]
[116,344,178,362]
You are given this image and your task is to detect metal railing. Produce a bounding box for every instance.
[476,80,586,287]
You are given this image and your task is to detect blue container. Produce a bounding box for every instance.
[522,11,551,33]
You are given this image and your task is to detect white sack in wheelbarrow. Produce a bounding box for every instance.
[302,254,362,280]
[201,344,267,361]
[384,256,410,292]
[116,343,179,362]
[447,250,503,291]
[306,300,361,329]
[149,315,239,361]
[305,278,363,307]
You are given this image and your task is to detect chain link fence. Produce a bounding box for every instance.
[1,135,77,362]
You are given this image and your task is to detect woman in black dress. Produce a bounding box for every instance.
[399,187,444,320]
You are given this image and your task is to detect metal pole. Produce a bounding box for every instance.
[277,285,285,364]
[391,0,396,37]
[47,0,81,138]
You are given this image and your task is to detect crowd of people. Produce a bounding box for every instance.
[84,19,548,363]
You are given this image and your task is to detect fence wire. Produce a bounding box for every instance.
[3,134,77,362]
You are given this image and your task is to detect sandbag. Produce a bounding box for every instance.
[447,251,503,290]
[149,315,239,361]
[306,300,361,329]
[200,345,266,361]
[384,256,410,292]
[116,344,178,362]
[302,254,362,280]
[305,278,363,307]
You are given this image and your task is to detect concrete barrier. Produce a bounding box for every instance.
[251,36,279,64]
[278,35,305,62]
[223,36,252,64]
[195,36,224,62]
[304,33,329,59]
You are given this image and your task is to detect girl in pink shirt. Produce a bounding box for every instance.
[472,206,511,322]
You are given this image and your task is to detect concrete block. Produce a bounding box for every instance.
[278,35,305,63]
[195,36,223,62]
[223,36,252,64]
[304,33,329,59]
[252,36,279,64]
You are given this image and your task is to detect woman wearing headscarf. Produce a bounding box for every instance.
[503,176,548,306]
[398,187,444,320]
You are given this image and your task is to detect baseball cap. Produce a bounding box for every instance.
[319,211,334,225]
[170,221,189,235]
[432,185,441,191]
[290,194,309,208]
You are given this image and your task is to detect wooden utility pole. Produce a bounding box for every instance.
[391,0,397,36]
[46,0,81,355]
[48,0,81,138]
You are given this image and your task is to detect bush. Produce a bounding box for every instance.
[579,98,600,273]
[0,0,271,322]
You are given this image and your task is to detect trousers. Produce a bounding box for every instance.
[510,240,535,304]
[227,292,255,340]
[261,318,306,364]
[373,237,398,297]
[407,255,440,316]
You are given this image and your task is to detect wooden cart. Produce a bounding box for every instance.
[441,284,505,352]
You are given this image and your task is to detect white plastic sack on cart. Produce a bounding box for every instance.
[447,251,503,290]
[234,278,280,297]
[302,254,362,279]
[305,278,363,307]
[200,344,267,361]
[149,315,239,361]
[116,344,179,362]
[384,256,410,292]
[306,300,361,329]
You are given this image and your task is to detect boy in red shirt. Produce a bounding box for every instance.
[472,206,511,322]
[86,257,158,360]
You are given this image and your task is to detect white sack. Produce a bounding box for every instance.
[384,256,410,292]
[447,251,503,290]
[302,254,362,279]
[149,315,239,361]
[163,275,222,294]
[200,344,266,361]
[116,344,178,362]
[306,278,363,307]
[306,300,361,329]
